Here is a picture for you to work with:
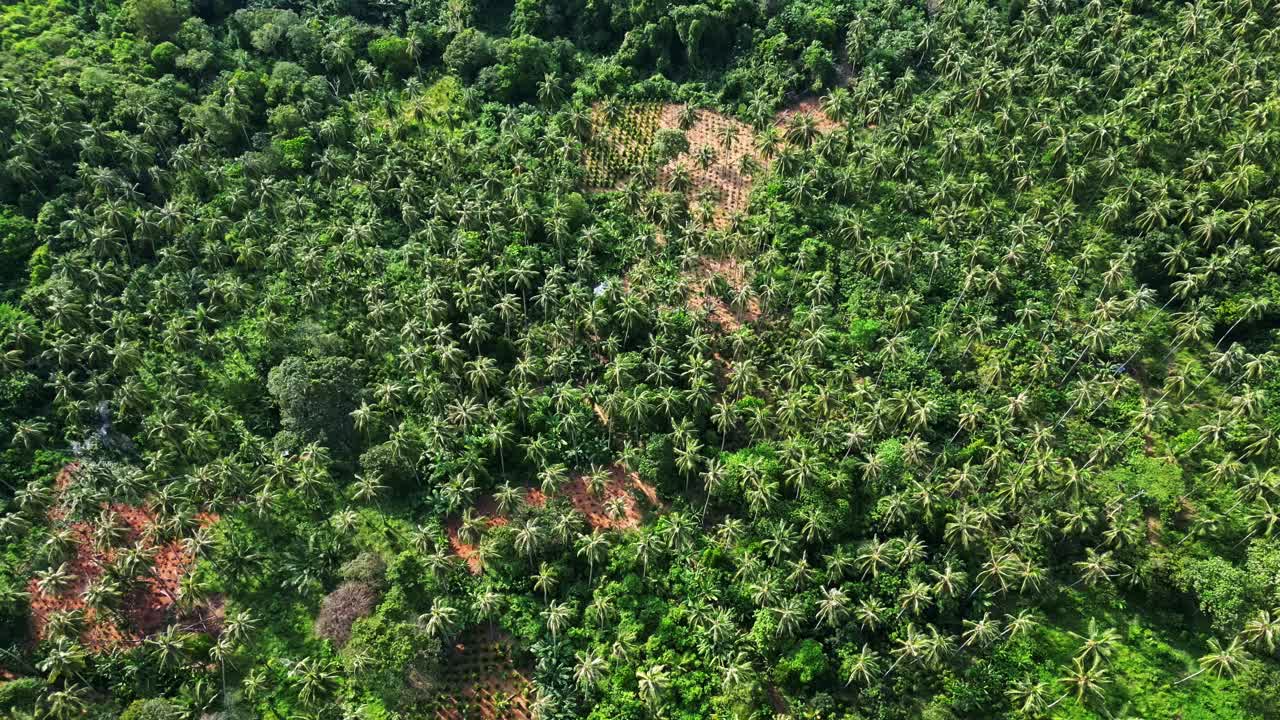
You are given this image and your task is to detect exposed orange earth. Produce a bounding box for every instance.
[446,466,662,574]
[26,465,221,651]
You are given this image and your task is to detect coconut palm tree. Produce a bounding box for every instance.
[576,530,610,585]
[542,600,573,642]
[815,586,851,629]
[533,562,559,603]
[574,649,606,690]
[636,664,668,711]
[418,598,461,641]
[1177,637,1248,683]
[1070,618,1122,665]
[1240,608,1280,653]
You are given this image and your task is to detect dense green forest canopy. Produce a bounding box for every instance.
[2,0,1280,717]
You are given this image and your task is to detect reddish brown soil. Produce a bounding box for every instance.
[524,489,547,509]
[434,627,532,720]
[561,465,661,531]
[446,496,510,574]
[54,463,80,491]
[447,469,663,572]
[26,466,220,651]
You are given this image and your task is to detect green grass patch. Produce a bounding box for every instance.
[1036,590,1253,719]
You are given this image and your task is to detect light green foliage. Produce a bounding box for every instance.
[367,35,412,76]
[1,0,1279,718]
[1172,556,1251,635]
[774,639,829,687]
[1104,456,1185,515]
[118,698,185,720]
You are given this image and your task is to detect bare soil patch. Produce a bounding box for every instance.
[446,496,509,574]
[27,468,220,651]
[432,627,532,720]
[654,104,764,229]
[584,99,844,229]
[447,468,663,571]
[562,465,662,531]
[775,97,841,136]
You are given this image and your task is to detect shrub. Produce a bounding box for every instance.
[1171,555,1249,634]
[150,40,179,69]
[315,581,380,647]
[341,552,387,586]
[360,441,417,494]
[119,698,185,720]
[774,638,829,687]
[368,36,413,76]
[0,678,43,713]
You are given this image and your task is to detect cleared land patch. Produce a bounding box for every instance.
[584,99,842,228]
[447,467,661,572]
[27,466,221,651]
[431,627,532,720]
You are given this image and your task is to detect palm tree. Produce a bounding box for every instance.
[472,588,503,634]
[1006,677,1052,716]
[815,586,851,629]
[533,562,558,603]
[576,530,610,585]
[290,656,338,706]
[636,664,668,711]
[587,592,616,628]
[772,597,804,639]
[1004,610,1041,639]
[352,472,386,503]
[542,600,573,642]
[1069,618,1121,665]
[419,598,461,641]
[36,637,86,683]
[961,612,1001,649]
[1177,637,1248,683]
[1240,608,1280,653]
[632,529,661,578]
[147,624,190,671]
[494,482,523,515]
[41,684,88,720]
[514,518,542,566]
[1050,656,1109,708]
[574,649,606,690]
[843,644,881,687]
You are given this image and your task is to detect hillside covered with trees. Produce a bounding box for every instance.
[2,0,1280,717]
